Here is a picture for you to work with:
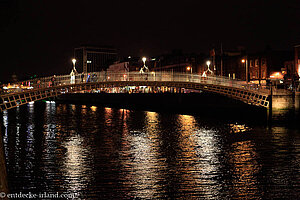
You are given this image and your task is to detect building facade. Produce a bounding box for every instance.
[294,45,300,78]
[247,54,268,82]
[214,49,293,83]
[151,50,206,74]
[74,46,117,73]
[220,51,245,80]
[247,50,292,82]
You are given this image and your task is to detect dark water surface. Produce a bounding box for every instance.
[2,102,300,199]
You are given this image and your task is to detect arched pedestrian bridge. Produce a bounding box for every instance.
[0,71,271,112]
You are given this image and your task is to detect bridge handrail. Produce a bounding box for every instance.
[1,71,270,95]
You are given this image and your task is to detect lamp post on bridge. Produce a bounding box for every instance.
[72,58,77,74]
[206,60,213,75]
[142,57,146,66]
[139,57,149,73]
[206,60,211,70]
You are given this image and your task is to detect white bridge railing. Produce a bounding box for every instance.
[2,71,271,95]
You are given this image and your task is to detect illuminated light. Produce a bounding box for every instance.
[29,101,34,104]
[270,72,283,79]
[142,57,147,63]
[46,101,56,104]
[107,76,110,79]
[206,60,211,66]
[87,60,92,63]
[186,66,191,71]
[241,59,245,63]
[72,58,76,65]
[91,106,97,111]
[105,107,112,111]
[151,58,156,61]
[123,74,127,78]
[128,56,131,59]
[120,108,129,112]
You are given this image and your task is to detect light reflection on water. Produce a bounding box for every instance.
[62,135,92,195]
[229,140,261,199]
[2,103,300,199]
[119,110,166,199]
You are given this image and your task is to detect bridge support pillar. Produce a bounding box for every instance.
[0,124,8,197]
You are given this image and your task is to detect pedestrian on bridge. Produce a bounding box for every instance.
[70,70,75,84]
[86,73,91,83]
[51,75,56,86]
[81,72,84,83]
[37,79,41,88]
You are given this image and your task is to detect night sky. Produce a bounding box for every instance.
[1,0,300,82]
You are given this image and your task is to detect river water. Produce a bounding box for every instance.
[1,102,300,199]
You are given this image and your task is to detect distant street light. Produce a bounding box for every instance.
[241,58,248,82]
[186,66,192,74]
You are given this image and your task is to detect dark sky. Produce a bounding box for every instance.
[1,0,300,82]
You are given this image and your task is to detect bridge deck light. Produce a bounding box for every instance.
[241,59,245,63]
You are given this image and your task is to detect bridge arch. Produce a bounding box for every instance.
[0,79,270,112]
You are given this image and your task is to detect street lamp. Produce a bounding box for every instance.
[140,57,149,73]
[206,60,213,75]
[206,60,211,69]
[241,58,248,82]
[72,58,77,73]
[186,66,192,74]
